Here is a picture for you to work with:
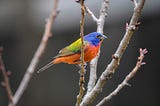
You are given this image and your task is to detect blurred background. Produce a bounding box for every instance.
[0,0,160,106]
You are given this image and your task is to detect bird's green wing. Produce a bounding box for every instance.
[54,38,87,58]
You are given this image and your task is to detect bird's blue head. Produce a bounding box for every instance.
[84,32,107,46]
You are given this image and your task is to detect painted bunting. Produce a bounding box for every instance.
[37,32,107,73]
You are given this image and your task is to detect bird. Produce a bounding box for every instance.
[37,32,107,73]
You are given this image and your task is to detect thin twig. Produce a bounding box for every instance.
[85,6,98,22]
[76,0,86,106]
[96,48,148,106]
[86,0,109,94]
[0,47,14,106]
[81,0,145,105]
[9,0,59,106]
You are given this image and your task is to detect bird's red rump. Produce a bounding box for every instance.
[53,44,100,64]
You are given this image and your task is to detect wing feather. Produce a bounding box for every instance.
[54,38,88,58]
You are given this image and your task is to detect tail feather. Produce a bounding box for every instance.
[37,61,54,73]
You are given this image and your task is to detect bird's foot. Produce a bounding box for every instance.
[76,62,87,69]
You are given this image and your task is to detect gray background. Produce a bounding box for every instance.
[0,0,159,106]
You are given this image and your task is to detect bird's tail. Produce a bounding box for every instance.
[37,61,54,73]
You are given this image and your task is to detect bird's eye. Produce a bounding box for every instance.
[96,35,101,38]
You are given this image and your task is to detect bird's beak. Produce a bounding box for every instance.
[102,34,108,39]
[100,34,108,41]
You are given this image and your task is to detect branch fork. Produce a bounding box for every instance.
[97,48,147,106]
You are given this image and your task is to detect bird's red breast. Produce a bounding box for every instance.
[52,43,101,64]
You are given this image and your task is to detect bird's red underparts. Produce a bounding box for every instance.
[52,43,101,64]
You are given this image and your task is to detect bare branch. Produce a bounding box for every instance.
[86,0,109,95]
[85,6,98,22]
[81,0,145,105]
[76,0,86,105]
[96,48,148,106]
[97,0,109,33]
[0,47,14,106]
[9,0,59,105]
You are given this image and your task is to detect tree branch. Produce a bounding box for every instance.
[0,47,14,106]
[96,48,148,106]
[76,0,86,106]
[9,0,59,105]
[86,0,109,94]
[81,0,145,105]
[85,6,98,22]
